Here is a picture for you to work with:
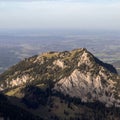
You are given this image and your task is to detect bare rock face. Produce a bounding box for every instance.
[9,75,34,87]
[0,48,120,107]
[53,60,65,69]
[54,69,120,107]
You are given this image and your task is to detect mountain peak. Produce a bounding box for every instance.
[0,48,120,108]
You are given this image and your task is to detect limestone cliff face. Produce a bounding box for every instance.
[54,69,120,107]
[0,48,120,107]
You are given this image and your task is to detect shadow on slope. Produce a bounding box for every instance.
[0,93,42,120]
[94,56,118,74]
[2,85,120,120]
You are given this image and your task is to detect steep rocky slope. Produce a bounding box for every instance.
[0,48,120,119]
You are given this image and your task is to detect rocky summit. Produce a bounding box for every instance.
[0,48,120,120]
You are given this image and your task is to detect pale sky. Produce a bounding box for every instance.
[0,0,120,30]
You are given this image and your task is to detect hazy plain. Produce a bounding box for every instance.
[0,30,120,73]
